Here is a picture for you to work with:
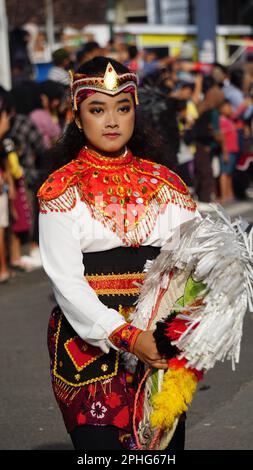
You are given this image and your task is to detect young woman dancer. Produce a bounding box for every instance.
[38,56,197,450]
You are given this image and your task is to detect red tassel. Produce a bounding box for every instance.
[165,318,189,341]
[168,357,204,381]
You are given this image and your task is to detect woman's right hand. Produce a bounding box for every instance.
[132,330,168,370]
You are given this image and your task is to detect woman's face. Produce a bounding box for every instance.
[79,91,135,154]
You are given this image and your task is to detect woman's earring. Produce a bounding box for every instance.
[75,119,83,132]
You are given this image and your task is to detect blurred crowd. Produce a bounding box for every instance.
[1,30,253,284]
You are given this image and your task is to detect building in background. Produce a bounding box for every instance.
[115,0,147,24]
[6,0,107,29]
[5,0,253,28]
[4,0,253,66]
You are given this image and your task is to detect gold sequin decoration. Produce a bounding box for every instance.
[127,188,132,196]
[101,364,109,372]
[75,374,81,381]
[117,186,125,196]
[142,186,148,194]
[103,176,110,183]
[59,361,63,367]
[107,187,113,195]
[124,173,131,183]
[112,175,121,184]
[93,171,99,178]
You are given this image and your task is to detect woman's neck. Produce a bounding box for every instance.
[85,143,127,159]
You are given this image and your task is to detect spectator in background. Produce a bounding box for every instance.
[26,80,63,264]
[219,99,239,203]
[75,41,101,69]
[176,85,199,190]
[29,80,62,150]
[224,69,253,155]
[5,137,33,271]
[10,81,45,186]
[22,16,39,64]
[196,76,224,202]
[6,81,62,269]
[10,82,47,265]
[183,76,224,203]
[142,49,159,78]
[176,98,195,188]
[174,82,199,123]
[0,87,34,273]
[124,45,139,73]
[138,75,180,170]
[211,63,246,109]
[212,62,228,88]
[212,65,252,149]
[223,69,245,111]
[9,27,34,85]
[48,48,71,86]
[0,109,14,283]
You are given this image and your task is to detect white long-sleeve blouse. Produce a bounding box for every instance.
[39,186,199,353]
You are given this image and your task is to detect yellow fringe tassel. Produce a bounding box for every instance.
[150,367,198,430]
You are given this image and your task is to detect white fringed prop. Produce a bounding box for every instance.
[125,205,253,373]
[123,205,253,450]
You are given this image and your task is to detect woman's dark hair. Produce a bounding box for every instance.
[43,56,178,178]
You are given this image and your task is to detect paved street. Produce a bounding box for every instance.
[187,201,253,450]
[1,201,253,450]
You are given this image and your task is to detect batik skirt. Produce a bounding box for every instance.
[47,245,161,449]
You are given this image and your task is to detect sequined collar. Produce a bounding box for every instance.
[78,146,134,168]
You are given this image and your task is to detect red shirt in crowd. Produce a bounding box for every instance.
[219,115,239,153]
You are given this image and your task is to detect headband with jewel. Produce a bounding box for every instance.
[69,62,139,111]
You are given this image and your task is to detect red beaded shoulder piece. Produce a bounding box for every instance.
[37,159,80,202]
[137,157,189,195]
[37,159,85,213]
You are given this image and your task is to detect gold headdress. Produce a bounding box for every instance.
[70,62,139,110]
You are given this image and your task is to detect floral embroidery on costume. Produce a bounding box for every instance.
[105,392,122,409]
[90,401,108,419]
[113,406,130,428]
